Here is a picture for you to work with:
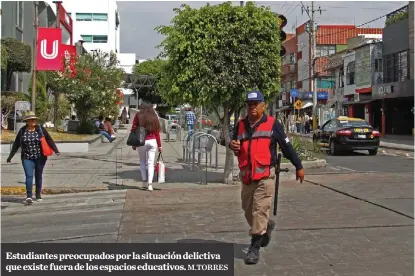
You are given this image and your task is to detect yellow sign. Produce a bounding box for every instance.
[294,100,302,110]
[354,128,370,133]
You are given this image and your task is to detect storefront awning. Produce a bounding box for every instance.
[301,102,313,109]
[343,100,373,106]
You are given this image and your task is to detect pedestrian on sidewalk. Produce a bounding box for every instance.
[131,101,162,191]
[185,108,196,138]
[230,90,305,265]
[6,112,60,204]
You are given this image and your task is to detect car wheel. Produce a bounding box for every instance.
[329,139,338,156]
[368,148,378,156]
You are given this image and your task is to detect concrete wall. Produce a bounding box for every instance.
[409,2,414,80]
[382,18,409,56]
[343,52,356,96]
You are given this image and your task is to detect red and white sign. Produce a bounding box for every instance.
[58,3,73,44]
[60,44,77,77]
[36,28,62,71]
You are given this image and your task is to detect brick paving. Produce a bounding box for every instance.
[117,173,414,275]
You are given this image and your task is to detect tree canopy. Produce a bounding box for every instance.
[156,2,283,112]
[1,37,31,90]
[53,51,124,133]
[156,2,284,182]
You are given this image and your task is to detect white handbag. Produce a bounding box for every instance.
[156,152,165,183]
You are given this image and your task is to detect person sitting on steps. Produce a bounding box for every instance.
[95,115,113,142]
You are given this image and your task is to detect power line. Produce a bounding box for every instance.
[286,2,301,17]
[284,1,296,15]
[315,10,394,39]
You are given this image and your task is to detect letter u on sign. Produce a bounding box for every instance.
[36,27,62,71]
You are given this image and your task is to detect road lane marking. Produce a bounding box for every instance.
[328,166,341,171]
[336,166,356,172]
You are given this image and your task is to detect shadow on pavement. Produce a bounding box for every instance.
[176,239,247,260]
[1,196,26,205]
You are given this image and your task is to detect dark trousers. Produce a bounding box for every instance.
[22,157,47,198]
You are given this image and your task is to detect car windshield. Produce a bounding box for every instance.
[339,120,370,127]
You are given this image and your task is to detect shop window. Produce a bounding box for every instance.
[346,61,355,85]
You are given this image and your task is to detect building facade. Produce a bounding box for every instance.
[64,0,120,53]
[293,23,382,125]
[372,4,414,135]
[1,1,58,92]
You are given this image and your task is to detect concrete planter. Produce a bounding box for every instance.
[1,134,102,154]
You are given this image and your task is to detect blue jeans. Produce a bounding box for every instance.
[187,124,194,141]
[22,157,47,198]
[99,130,112,141]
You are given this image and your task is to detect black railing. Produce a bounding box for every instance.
[385,5,409,26]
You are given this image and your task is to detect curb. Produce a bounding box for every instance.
[281,159,326,171]
[0,186,107,196]
[290,133,414,153]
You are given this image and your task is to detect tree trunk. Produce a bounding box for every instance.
[222,104,234,184]
[53,92,60,131]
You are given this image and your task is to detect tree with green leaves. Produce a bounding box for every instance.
[132,59,166,104]
[1,37,31,91]
[53,50,124,133]
[156,2,283,183]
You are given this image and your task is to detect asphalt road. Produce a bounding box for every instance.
[308,151,414,174]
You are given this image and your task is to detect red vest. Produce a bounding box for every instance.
[237,115,275,185]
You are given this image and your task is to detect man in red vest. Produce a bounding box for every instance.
[230,90,305,265]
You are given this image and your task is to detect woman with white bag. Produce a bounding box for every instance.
[131,102,162,191]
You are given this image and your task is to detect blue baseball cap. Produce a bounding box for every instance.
[245,90,264,102]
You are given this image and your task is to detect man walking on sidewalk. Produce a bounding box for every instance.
[230,90,305,265]
[185,108,196,137]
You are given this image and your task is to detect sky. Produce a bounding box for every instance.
[117,1,408,59]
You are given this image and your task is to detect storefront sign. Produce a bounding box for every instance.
[317,92,328,100]
[303,92,313,99]
[377,85,394,96]
[36,28,62,71]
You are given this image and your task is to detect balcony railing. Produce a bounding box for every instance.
[385,5,409,26]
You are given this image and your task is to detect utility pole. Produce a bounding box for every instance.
[302,1,325,130]
[53,1,62,130]
[31,1,39,112]
[310,1,317,130]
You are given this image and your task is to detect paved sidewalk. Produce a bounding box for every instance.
[0,133,245,191]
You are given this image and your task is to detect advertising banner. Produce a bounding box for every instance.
[60,44,77,77]
[36,28,62,71]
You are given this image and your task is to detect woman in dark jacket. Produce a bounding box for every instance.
[6,112,60,204]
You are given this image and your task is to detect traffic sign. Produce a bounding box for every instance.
[15,101,31,111]
[294,100,302,110]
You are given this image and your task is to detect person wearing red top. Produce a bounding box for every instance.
[131,102,162,191]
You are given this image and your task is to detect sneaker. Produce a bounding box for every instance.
[147,184,153,191]
[261,220,275,247]
[244,235,262,265]
[35,195,43,201]
[25,198,33,204]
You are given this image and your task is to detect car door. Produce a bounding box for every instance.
[320,120,332,145]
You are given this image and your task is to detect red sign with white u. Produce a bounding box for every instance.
[36,27,62,71]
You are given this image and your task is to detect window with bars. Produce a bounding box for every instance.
[346,61,355,85]
[338,67,345,88]
[385,50,409,83]
[76,13,108,21]
[374,59,383,72]
[315,45,336,58]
